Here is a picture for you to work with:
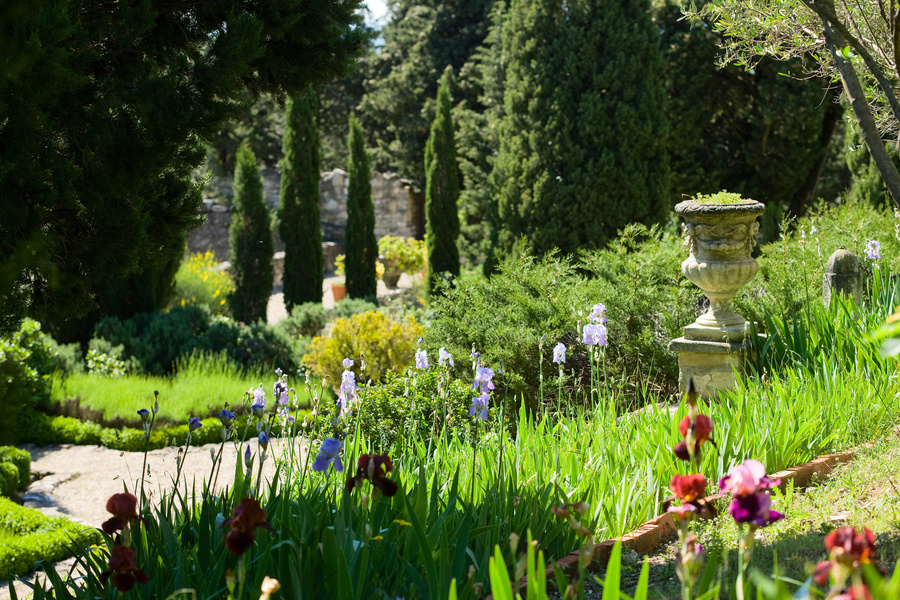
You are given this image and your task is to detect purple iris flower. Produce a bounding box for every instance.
[472,366,495,393]
[589,303,608,325]
[137,408,150,423]
[343,358,354,368]
[258,432,269,452]
[188,417,202,431]
[217,408,236,427]
[312,437,344,472]
[552,342,566,364]
[728,491,784,527]
[582,323,607,346]
[469,392,490,421]
[252,385,265,405]
[867,240,881,260]
[274,380,289,405]
[415,349,429,369]
[250,400,265,418]
[243,445,253,469]
[339,370,357,412]
[438,347,454,367]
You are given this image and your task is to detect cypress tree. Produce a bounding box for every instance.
[425,69,461,295]
[229,143,274,323]
[493,0,668,259]
[280,86,324,310]
[345,115,377,300]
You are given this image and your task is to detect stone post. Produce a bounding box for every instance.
[823,247,863,306]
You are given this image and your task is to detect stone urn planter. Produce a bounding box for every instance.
[669,195,765,398]
[380,257,402,289]
[675,198,765,341]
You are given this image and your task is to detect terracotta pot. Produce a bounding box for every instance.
[331,283,346,302]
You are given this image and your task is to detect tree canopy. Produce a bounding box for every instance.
[0,0,365,335]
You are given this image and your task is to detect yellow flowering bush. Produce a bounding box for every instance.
[172,251,234,316]
[302,310,424,385]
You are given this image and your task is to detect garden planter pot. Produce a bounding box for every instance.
[331,283,346,302]
[668,198,766,397]
[381,269,401,289]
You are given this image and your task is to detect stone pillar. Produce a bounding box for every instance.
[823,247,863,306]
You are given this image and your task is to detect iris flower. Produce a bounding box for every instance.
[221,497,274,555]
[346,454,398,496]
[100,546,149,592]
[415,349,429,369]
[102,492,141,535]
[552,342,566,363]
[438,347,454,367]
[312,437,344,472]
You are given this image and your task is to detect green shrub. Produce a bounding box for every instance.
[172,250,234,315]
[93,306,299,375]
[428,224,696,408]
[0,496,100,579]
[332,298,377,320]
[279,303,328,338]
[0,464,18,497]
[353,370,477,451]
[303,311,424,385]
[0,447,30,491]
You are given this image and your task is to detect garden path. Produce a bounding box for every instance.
[0,437,306,599]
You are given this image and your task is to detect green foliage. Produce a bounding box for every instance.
[303,311,425,384]
[280,86,324,310]
[428,225,694,406]
[171,251,234,316]
[354,369,476,451]
[85,348,127,378]
[345,115,378,300]
[378,236,427,274]
[425,70,461,295]
[0,319,61,444]
[492,0,669,260]
[1,0,365,335]
[280,302,328,338]
[332,298,378,319]
[229,143,274,323]
[0,447,30,494]
[206,94,286,176]
[0,496,100,580]
[92,306,298,375]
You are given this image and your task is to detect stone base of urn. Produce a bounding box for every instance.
[668,334,755,399]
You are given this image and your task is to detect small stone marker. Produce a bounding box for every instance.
[823,247,863,306]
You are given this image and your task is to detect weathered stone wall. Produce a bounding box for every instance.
[187,169,419,270]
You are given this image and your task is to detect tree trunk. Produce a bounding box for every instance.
[822,17,900,209]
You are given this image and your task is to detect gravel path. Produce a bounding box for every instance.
[1,438,306,599]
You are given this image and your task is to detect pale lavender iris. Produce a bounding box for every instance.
[582,323,607,346]
[274,380,288,405]
[552,342,566,364]
[438,347,454,367]
[312,437,344,472]
[339,370,357,412]
[343,357,354,368]
[589,303,608,325]
[252,385,265,405]
[469,391,490,421]
[472,366,495,393]
[867,239,881,260]
[415,349,429,369]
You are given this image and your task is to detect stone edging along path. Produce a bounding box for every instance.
[518,443,868,593]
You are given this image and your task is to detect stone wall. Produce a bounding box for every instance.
[187,169,420,271]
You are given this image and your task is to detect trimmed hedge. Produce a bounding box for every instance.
[0,496,100,579]
[20,412,310,451]
[0,447,30,495]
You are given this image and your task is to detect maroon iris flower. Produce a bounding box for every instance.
[102,492,140,535]
[346,454,398,497]
[221,498,274,555]
[826,526,877,568]
[100,546,150,592]
[727,491,784,527]
[673,414,715,461]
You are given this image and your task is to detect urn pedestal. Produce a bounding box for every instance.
[668,199,766,398]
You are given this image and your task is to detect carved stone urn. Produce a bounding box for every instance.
[676,199,765,342]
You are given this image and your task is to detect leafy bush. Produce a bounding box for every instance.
[0,446,31,493]
[378,235,427,273]
[0,496,100,579]
[428,224,697,408]
[279,302,328,338]
[172,251,234,315]
[735,198,900,323]
[353,369,478,451]
[93,306,298,375]
[332,297,377,319]
[303,311,424,385]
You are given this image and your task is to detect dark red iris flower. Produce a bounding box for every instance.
[102,492,140,535]
[99,545,149,592]
[670,474,707,503]
[221,498,274,555]
[346,454,398,497]
[674,414,715,461]
[825,527,877,568]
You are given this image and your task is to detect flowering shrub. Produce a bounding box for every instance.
[378,235,427,273]
[303,311,424,385]
[171,251,234,315]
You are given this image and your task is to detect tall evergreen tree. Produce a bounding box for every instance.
[493,0,668,259]
[425,70,461,295]
[345,115,378,300]
[229,143,274,323]
[280,86,324,310]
